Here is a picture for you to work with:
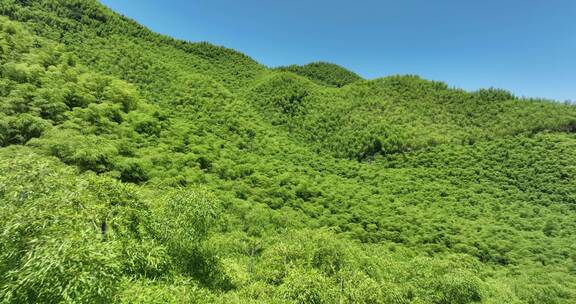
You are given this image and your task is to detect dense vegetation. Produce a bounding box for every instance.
[275,62,363,87]
[1,1,575,303]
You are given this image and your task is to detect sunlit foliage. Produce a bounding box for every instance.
[1,2,575,303]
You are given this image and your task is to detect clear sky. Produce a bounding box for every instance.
[100,0,575,101]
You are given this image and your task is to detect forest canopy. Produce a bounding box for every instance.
[0,1,576,303]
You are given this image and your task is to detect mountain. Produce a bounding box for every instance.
[275,62,363,87]
[1,1,575,303]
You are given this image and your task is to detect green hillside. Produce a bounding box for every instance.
[1,1,576,303]
[275,62,363,87]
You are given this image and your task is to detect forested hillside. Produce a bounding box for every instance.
[275,62,363,87]
[1,1,575,303]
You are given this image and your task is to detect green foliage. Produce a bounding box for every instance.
[277,268,335,304]
[116,277,213,304]
[153,189,232,289]
[0,147,154,303]
[2,113,50,145]
[0,3,575,304]
[473,87,516,102]
[276,61,363,87]
[248,73,314,124]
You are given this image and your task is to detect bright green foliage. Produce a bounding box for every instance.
[0,147,153,302]
[1,2,576,303]
[278,268,335,304]
[246,74,576,159]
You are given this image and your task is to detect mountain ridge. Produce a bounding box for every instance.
[1,1,575,303]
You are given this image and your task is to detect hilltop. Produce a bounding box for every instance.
[1,1,575,303]
[275,62,363,87]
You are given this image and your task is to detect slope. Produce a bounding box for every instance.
[0,1,575,303]
[275,62,363,87]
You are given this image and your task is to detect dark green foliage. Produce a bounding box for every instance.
[2,113,49,144]
[276,61,363,87]
[473,87,516,102]
[117,158,149,183]
[248,73,313,124]
[1,2,576,303]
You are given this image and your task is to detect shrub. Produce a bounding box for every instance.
[153,189,231,289]
[433,271,482,304]
[277,268,335,304]
[6,113,50,144]
[117,158,150,184]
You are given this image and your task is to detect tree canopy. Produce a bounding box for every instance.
[0,2,575,303]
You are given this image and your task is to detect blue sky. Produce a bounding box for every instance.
[100,0,575,101]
